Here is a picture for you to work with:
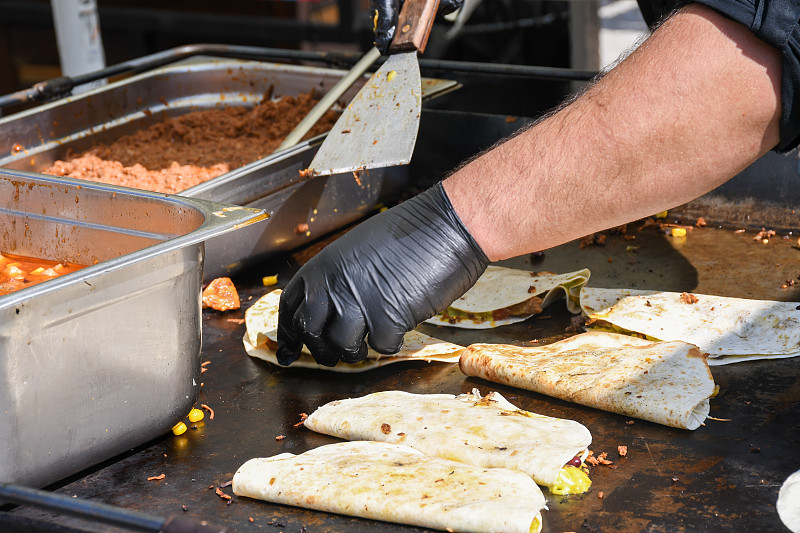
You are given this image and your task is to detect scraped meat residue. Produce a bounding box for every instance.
[43,90,339,194]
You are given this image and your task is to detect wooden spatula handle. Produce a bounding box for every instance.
[389,0,441,54]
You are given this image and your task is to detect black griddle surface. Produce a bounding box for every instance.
[6,223,800,533]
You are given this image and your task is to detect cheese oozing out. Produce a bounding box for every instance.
[549,466,592,495]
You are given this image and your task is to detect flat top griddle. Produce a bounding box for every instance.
[5,222,800,533]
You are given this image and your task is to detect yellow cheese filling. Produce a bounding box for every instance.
[549,466,592,495]
[530,515,542,533]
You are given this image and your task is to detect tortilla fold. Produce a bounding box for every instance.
[581,287,800,365]
[233,441,546,533]
[304,389,591,488]
[244,289,463,372]
[425,266,590,329]
[459,331,715,430]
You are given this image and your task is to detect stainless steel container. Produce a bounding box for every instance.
[0,58,457,278]
[0,168,265,487]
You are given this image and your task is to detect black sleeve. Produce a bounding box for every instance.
[636,0,800,152]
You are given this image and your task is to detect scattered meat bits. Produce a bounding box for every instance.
[215,487,232,500]
[147,474,166,481]
[618,445,628,457]
[200,404,215,419]
[753,228,776,243]
[596,452,614,465]
[626,420,635,425]
[680,292,699,304]
[293,413,310,426]
[275,435,286,441]
[381,423,392,434]
[202,277,241,311]
[597,491,605,499]
[695,217,707,227]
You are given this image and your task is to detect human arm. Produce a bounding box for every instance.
[277,3,782,365]
[444,3,781,261]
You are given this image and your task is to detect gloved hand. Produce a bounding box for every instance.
[370,0,464,54]
[277,182,489,367]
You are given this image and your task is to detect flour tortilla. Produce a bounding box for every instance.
[244,289,463,372]
[304,389,591,488]
[581,287,800,365]
[425,266,590,329]
[459,331,715,430]
[232,441,546,533]
[778,468,800,533]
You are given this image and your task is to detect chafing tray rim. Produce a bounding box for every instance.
[0,167,266,309]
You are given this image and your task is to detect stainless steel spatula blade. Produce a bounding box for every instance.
[308,51,421,177]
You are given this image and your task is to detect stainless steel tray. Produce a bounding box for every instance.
[0,168,265,488]
[0,58,458,279]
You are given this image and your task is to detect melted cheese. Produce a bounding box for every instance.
[549,466,592,495]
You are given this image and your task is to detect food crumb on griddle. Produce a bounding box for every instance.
[147,474,165,481]
[275,435,286,441]
[618,445,628,457]
[202,277,241,311]
[293,413,309,427]
[201,403,215,419]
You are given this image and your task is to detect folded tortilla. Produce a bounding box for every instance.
[425,267,590,329]
[244,289,463,372]
[581,287,800,365]
[778,468,800,533]
[459,331,715,430]
[304,389,591,490]
[233,441,546,533]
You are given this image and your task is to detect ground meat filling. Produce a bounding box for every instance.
[43,90,340,194]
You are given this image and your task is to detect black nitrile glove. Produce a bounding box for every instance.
[371,0,464,54]
[277,182,489,367]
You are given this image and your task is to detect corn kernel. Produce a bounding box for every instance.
[671,227,687,238]
[172,421,188,436]
[30,267,45,275]
[188,408,205,423]
[655,211,668,219]
[262,275,278,287]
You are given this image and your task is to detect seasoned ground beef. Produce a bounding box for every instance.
[43,90,339,194]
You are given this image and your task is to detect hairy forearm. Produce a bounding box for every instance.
[443,3,781,261]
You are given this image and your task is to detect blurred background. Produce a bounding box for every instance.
[0,0,647,117]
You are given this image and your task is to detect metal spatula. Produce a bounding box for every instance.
[307,0,441,176]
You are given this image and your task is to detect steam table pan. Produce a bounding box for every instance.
[0,168,265,488]
[0,57,458,279]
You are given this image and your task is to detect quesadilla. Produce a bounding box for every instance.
[425,267,590,329]
[581,287,800,365]
[778,468,800,533]
[244,289,463,372]
[304,389,592,493]
[459,331,715,430]
[232,441,547,533]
